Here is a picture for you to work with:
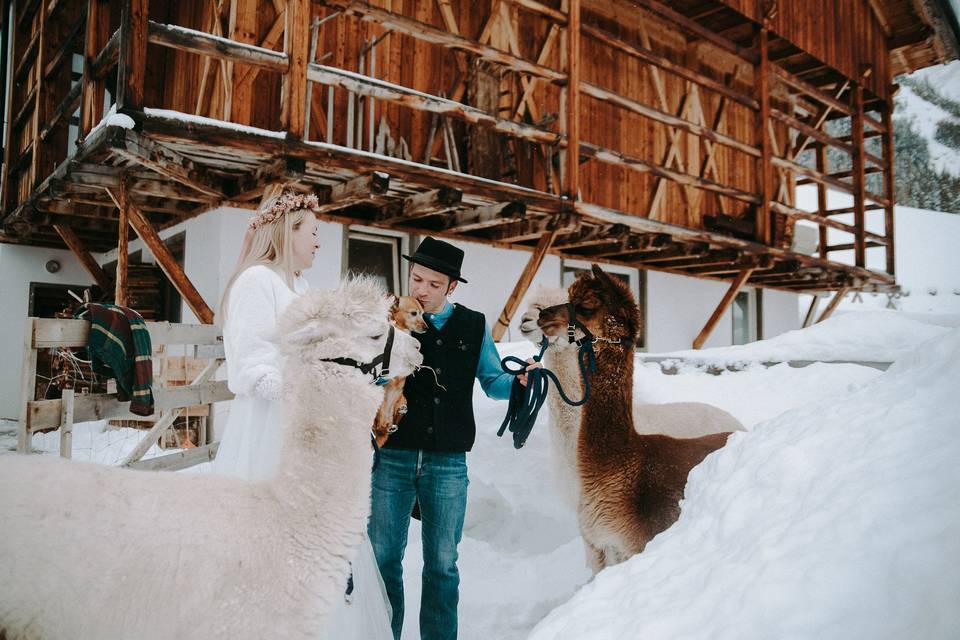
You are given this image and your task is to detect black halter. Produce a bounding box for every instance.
[320,325,396,384]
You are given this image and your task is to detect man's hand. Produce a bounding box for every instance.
[517,358,542,387]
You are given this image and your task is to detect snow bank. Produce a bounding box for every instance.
[528,329,960,640]
[653,309,948,364]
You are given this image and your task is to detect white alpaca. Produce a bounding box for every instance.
[518,287,744,506]
[0,277,422,640]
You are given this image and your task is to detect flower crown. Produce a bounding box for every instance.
[248,191,320,230]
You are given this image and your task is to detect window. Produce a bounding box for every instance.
[346,230,402,295]
[560,260,646,350]
[732,288,762,345]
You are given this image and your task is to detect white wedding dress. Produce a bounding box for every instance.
[214,265,393,639]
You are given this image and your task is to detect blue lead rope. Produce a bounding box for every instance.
[497,336,597,449]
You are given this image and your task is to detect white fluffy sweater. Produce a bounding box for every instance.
[223,265,307,401]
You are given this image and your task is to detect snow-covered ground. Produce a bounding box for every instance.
[5,311,958,639]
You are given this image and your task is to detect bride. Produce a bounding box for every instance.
[215,184,393,639]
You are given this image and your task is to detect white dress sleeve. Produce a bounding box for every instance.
[224,266,285,400]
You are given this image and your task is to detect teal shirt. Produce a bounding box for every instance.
[424,302,513,401]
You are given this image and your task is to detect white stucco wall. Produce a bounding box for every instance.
[645,271,737,352]
[762,288,800,340]
[0,244,96,419]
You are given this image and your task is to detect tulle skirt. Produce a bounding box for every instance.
[324,536,394,639]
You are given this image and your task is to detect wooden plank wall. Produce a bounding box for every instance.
[717,0,889,99]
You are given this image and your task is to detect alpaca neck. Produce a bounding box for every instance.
[269,363,381,533]
[544,344,584,464]
[580,343,635,456]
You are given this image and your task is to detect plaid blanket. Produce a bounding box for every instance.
[74,303,154,416]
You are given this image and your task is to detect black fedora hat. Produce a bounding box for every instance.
[402,236,468,283]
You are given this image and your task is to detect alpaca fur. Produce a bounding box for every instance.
[0,277,422,640]
[538,267,732,574]
[373,296,428,448]
[519,288,743,508]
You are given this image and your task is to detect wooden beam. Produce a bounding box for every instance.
[816,287,849,323]
[375,186,463,223]
[146,20,289,72]
[492,228,557,341]
[325,0,566,84]
[581,23,758,111]
[692,268,755,349]
[80,0,110,135]
[443,201,525,232]
[114,176,130,307]
[581,81,760,158]
[53,224,113,291]
[110,130,226,199]
[307,64,561,145]
[281,0,310,138]
[630,0,758,63]
[17,319,38,453]
[314,171,390,213]
[564,0,580,200]
[116,0,148,112]
[107,191,215,324]
[755,26,772,246]
[881,95,895,276]
[852,83,866,268]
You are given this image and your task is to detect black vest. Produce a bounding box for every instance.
[386,304,486,452]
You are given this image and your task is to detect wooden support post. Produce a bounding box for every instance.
[692,268,755,349]
[282,0,310,138]
[852,83,866,268]
[492,228,557,341]
[816,142,829,257]
[802,295,820,328]
[115,177,130,307]
[881,94,895,276]
[116,0,148,112]
[17,318,37,453]
[564,0,580,200]
[107,189,215,324]
[754,26,772,246]
[59,388,75,459]
[816,287,849,323]
[54,224,113,291]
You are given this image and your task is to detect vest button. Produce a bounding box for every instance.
[427,427,434,434]
[436,338,443,346]
[434,397,441,405]
[435,367,442,375]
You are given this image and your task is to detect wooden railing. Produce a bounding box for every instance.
[17,317,231,471]
[1,0,894,278]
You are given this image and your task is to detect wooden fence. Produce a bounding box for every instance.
[17,317,231,471]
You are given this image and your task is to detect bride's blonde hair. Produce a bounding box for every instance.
[218,184,318,325]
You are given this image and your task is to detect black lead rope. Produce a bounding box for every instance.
[497,334,597,449]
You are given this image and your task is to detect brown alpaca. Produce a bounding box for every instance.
[372,296,428,447]
[538,265,731,573]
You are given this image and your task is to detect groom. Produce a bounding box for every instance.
[368,237,524,640]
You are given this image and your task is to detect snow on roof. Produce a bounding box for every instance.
[142,108,288,138]
[528,328,960,640]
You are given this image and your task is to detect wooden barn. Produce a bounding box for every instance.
[1,0,958,344]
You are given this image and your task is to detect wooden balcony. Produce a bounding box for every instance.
[1,0,912,295]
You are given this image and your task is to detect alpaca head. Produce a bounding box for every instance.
[537,264,641,345]
[277,276,423,379]
[519,287,569,346]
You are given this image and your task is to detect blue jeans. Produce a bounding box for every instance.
[368,448,468,640]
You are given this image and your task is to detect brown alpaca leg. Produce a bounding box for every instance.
[585,541,607,575]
